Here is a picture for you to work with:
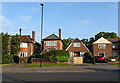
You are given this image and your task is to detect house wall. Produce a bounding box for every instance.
[43,40,63,50]
[20,42,34,57]
[93,44,112,58]
[28,43,34,56]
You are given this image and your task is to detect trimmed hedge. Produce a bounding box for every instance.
[43,50,69,62]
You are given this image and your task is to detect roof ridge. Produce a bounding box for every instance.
[43,33,61,40]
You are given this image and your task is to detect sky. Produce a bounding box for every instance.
[0,2,118,42]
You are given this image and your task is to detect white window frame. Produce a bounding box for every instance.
[20,43,28,48]
[46,41,57,46]
[70,52,74,58]
[98,44,106,49]
[19,52,28,57]
[73,43,80,47]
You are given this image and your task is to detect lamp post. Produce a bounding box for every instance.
[19,28,22,64]
[40,3,44,67]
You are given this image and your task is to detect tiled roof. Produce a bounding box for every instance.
[20,35,33,43]
[43,34,61,40]
[93,37,112,44]
[73,38,81,42]
[107,38,120,42]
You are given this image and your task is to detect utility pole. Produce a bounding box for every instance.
[40,3,44,67]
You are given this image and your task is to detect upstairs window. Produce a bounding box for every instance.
[46,41,57,46]
[20,43,28,48]
[112,44,118,48]
[98,44,106,49]
[73,43,80,47]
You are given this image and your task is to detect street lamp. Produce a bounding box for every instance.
[19,28,22,64]
[40,3,44,67]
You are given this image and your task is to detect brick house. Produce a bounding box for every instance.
[66,38,89,57]
[107,38,120,57]
[93,37,112,58]
[42,29,63,51]
[19,35,35,58]
[18,31,40,58]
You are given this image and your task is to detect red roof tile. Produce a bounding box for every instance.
[107,38,120,42]
[20,35,33,42]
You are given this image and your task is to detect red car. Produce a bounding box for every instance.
[95,56,107,63]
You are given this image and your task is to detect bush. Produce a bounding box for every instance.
[43,50,69,62]
[56,56,69,62]
[2,54,13,64]
[49,54,58,62]
[84,52,93,63]
[84,52,93,59]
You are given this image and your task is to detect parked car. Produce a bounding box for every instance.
[95,56,107,63]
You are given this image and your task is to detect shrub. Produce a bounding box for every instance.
[49,54,58,62]
[43,50,69,62]
[2,54,13,64]
[84,52,93,59]
[56,56,69,62]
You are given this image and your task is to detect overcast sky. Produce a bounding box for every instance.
[1,2,118,42]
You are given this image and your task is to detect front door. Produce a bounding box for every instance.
[74,52,80,57]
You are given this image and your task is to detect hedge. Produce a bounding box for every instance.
[43,50,69,62]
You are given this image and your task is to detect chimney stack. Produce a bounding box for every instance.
[19,28,22,36]
[32,31,35,41]
[58,29,61,39]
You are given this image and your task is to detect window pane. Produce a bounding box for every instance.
[73,43,80,47]
[98,44,106,49]
[46,41,57,46]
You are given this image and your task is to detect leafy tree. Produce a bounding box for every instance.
[0,32,14,64]
[81,38,89,47]
[62,38,74,49]
[95,32,118,40]
[10,34,20,56]
[1,32,9,55]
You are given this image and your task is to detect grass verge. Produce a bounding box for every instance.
[108,63,120,65]
[0,63,14,67]
[20,63,73,68]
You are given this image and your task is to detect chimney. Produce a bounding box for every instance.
[32,31,35,41]
[58,29,61,39]
[19,28,22,36]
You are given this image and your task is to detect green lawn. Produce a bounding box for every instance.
[20,63,73,68]
[0,63,14,67]
[108,63,120,65]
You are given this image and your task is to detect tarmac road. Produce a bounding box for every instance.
[1,63,120,83]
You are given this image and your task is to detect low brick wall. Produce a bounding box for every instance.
[32,58,50,63]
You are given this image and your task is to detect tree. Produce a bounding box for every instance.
[95,32,118,40]
[10,34,20,56]
[1,32,9,55]
[81,38,89,47]
[62,38,74,49]
[0,32,13,64]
